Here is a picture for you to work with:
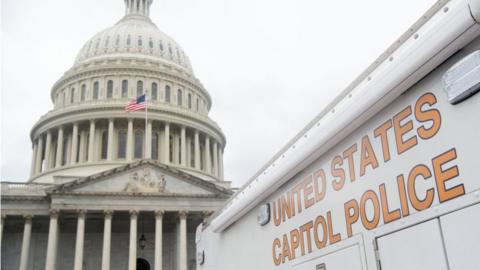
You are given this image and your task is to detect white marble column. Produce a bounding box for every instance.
[205,136,211,174]
[107,119,115,161]
[219,147,224,179]
[0,215,4,248]
[30,142,38,178]
[128,210,138,270]
[70,123,79,164]
[154,211,164,270]
[45,210,59,270]
[164,123,170,163]
[173,133,180,164]
[44,131,52,169]
[127,119,134,161]
[88,121,96,162]
[73,210,86,270]
[180,127,186,166]
[194,131,200,170]
[179,211,188,270]
[101,211,113,270]
[55,128,64,168]
[146,120,152,159]
[186,137,192,167]
[19,215,33,270]
[79,131,87,162]
[159,130,165,162]
[35,136,44,174]
[213,141,218,177]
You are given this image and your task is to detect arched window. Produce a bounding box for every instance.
[101,131,108,160]
[177,89,183,106]
[196,98,199,111]
[137,81,144,97]
[118,130,127,159]
[93,82,99,100]
[105,36,110,47]
[71,88,75,104]
[115,35,120,47]
[107,80,113,98]
[188,93,192,109]
[122,80,128,98]
[63,91,67,105]
[159,40,164,51]
[152,133,158,160]
[165,85,171,103]
[138,36,143,47]
[151,83,158,100]
[149,39,153,49]
[134,130,143,159]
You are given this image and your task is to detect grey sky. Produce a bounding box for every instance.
[1,0,436,186]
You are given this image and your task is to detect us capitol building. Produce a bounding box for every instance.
[1,0,234,269]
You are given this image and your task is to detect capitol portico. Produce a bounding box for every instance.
[1,1,233,269]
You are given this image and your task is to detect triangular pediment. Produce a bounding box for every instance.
[51,160,232,197]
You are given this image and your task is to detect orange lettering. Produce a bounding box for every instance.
[393,106,418,155]
[313,215,327,249]
[331,155,345,191]
[415,92,441,140]
[408,164,434,211]
[343,143,358,182]
[360,190,380,230]
[432,148,464,202]
[360,135,379,177]
[379,183,401,224]
[272,238,282,266]
[374,119,393,162]
[313,169,327,202]
[344,199,359,237]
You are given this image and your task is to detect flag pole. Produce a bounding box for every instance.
[145,89,148,159]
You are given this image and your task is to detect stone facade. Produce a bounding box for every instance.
[1,1,233,269]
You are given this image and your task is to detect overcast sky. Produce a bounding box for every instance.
[1,0,436,186]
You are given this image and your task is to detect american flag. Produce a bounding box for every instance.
[125,94,146,112]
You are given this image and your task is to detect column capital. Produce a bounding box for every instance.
[23,215,34,223]
[155,210,164,218]
[49,209,60,218]
[104,210,114,218]
[77,209,87,218]
[178,210,188,219]
[129,210,139,217]
[90,119,96,124]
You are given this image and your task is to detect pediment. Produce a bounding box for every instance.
[51,161,232,197]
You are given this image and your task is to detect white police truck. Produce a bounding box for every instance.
[197,0,480,269]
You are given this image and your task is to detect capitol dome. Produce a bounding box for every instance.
[29,0,227,185]
[74,5,194,74]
